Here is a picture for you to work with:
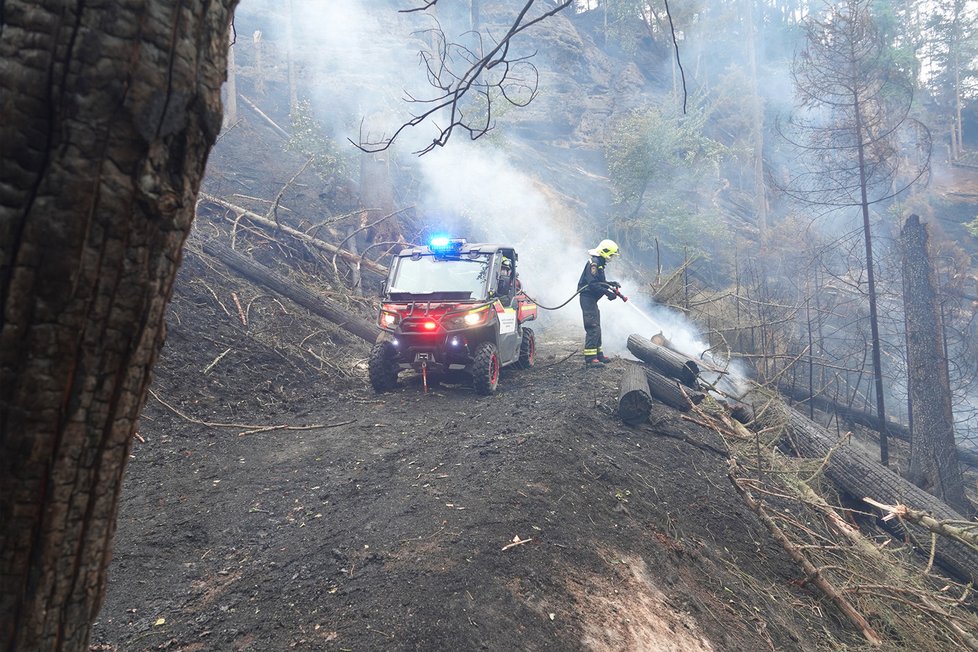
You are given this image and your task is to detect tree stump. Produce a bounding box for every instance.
[619,363,653,425]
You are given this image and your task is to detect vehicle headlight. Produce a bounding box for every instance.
[443,306,490,330]
[379,310,400,330]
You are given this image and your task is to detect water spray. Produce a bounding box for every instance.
[625,299,660,327]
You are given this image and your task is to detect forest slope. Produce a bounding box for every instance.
[92,248,859,651]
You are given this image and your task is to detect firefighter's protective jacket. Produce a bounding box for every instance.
[577,255,617,300]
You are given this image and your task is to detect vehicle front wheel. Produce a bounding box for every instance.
[472,342,500,395]
[368,341,400,392]
[514,327,535,369]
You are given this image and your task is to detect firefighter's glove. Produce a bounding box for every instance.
[608,281,621,289]
[607,293,618,301]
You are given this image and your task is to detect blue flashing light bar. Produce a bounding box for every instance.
[429,236,466,255]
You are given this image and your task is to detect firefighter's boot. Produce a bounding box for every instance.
[584,355,605,369]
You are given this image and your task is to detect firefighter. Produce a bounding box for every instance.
[578,239,621,366]
[497,256,520,305]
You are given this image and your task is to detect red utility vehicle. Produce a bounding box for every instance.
[369,238,537,394]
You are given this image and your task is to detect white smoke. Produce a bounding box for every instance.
[231,0,750,395]
[416,144,749,395]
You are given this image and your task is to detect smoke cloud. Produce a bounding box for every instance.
[231,0,757,393]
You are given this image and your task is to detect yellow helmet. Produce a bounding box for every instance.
[589,239,620,259]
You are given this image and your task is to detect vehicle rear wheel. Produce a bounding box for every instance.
[368,341,399,392]
[472,342,500,395]
[514,327,535,369]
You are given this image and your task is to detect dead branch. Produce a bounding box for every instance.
[238,93,290,139]
[231,292,247,326]
[266,157,313,228]
[730,469,883,645]
[358,1,574,155]
[501,535,533,551]
[864,498,978,554]
[193,279,232,317]
[202,348,232,375]
[197,193,387,277]
[330,208,410,279]
[149,388,351,432]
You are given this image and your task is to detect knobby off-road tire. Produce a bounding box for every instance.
[368,341,399,392]
[472,342,500,395]
[514,327,536,369]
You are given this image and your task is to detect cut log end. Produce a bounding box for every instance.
[619,363,653,426]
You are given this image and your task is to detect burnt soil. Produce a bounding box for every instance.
[89,239,866,652]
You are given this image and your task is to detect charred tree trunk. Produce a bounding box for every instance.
[202,243,379,344]
[626,335,700,388]
[766,403,978,585]
[618,363,653,425]
[0,2,238,649]
[778,380,911,440]
[644,368,706,412]
[778,379,978,469]
[729,402,755,424]
[900,215,969,514]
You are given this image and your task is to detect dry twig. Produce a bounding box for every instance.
[149,388,351,433]
[864,498,978,554]
[730,466,883,645]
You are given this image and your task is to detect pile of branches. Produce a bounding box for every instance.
[680,392,978,650]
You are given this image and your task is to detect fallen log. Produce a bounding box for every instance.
[618,363,653,425]
[198,193,388,278]
[763,401,978,585]
[778,381,978,470]
[627,334,699,388]
[778,380,911,439]
[728,402,754,424]
[203,242,380,344]
[645,367,705,412]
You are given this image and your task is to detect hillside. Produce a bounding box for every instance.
[86,204,978,651]
[90,244,855,651]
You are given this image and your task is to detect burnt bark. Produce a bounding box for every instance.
[644,368,706,412]
[766,403,978,585]
[0,2,238,650]
[728,402,755,424]
[618,363,653,425]
[203,242,380,344]
[778,379,911,440]
[777,379,978,469]
[626,334,700,388]
[900,215,969,513]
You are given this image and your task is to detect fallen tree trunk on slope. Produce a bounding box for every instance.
[198,193,388,277]
[203,242,380,344]
[645,368,705,412]
[778,380,910,438]
[777,381,978,469]
[618,363,653,425]
[763,402,978,585]
[627,334,699,388]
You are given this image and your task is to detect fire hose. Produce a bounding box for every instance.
[521,282,627,311]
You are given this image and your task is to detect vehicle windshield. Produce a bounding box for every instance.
[388,254,492,300]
